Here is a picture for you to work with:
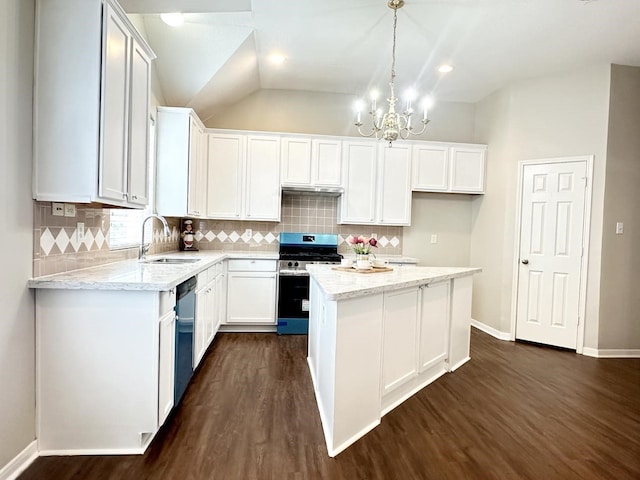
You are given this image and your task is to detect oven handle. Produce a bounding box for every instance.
[278,270,310,277]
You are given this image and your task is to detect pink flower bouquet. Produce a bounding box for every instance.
[349,235,378,255]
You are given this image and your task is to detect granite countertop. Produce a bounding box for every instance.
[28,251,279,291]
[339,254,419,264]
[306,264,481,301]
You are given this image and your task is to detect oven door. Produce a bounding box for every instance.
[277,274,310,334]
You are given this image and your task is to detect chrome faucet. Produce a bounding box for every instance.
[139,214,171,260]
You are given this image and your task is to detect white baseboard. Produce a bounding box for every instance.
[471,319,511,341]
[0,441,38,480]
[582,347,640,358]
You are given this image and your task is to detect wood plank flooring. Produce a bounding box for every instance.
[20,329,640,480]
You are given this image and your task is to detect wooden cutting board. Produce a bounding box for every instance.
[331,266,393,274]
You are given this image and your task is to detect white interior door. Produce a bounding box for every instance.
[516,160,587,349]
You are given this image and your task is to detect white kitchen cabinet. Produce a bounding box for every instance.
[450,146,486,193]
[412,142,486,194]
[338,140,378,224]
[207,133,281,221]
[33,0,154,207]
[193,261,226,368]
[156,107,207,217]
[36,287,176,454]
[245,135,282,221]
[281,137,313,185]
[207,133,245,219]
[377,144,412,225]
[339,140,411,225]
[281,136,342,187]
[158,308,176,426]
[225,259,277,325]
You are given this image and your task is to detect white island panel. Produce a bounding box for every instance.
[307,264,480,457]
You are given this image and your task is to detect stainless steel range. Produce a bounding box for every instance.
[277,233,342,334]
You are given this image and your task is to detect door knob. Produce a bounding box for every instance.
[521,259,529,265]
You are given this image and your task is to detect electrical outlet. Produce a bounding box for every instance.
[64,203,76,217]
[77,222,85,241]
[52,202,64,216]
[430,234,438,244]
[616,222,624,235]
[245,228,252,239]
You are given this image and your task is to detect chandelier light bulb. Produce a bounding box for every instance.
[438,64,454,73]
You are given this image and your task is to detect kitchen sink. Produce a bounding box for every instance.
[143,258,200,264]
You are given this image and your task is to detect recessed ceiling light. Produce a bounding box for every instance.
[437,64,454,73]
[160,13,184,27]
[269,53,287,65]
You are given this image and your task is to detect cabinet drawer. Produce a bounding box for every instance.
[159,288,177,315]
[227,259,277,272]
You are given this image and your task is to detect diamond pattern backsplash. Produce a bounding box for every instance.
[34,194,403,276]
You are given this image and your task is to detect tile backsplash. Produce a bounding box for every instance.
[34,194,403,276]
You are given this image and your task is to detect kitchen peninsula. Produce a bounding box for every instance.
[306,264,480,457]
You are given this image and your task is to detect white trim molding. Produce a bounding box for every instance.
[0,441,38,480]
[582,348,640,359]
[471,320,511,341]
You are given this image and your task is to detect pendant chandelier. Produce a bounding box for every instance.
[354,0,432,146]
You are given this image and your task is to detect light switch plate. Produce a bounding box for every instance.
[430,234,438,244]
[77,222,85,241]
[64,203,76,217]
[616,222,624,235]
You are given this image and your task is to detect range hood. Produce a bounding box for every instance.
[281,185,344,196]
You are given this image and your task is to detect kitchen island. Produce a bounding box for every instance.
[306,264,480,457]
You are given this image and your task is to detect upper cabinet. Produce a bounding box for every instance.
[412,143,486,194]
[156,107,207,217]
[33,0,155,207]
[207,132,281,222]
[338,140,412,226]
[281,136,342,187]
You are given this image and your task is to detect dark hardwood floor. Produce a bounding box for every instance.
[20,329,640,480]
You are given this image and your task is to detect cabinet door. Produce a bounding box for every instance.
[411,144,449,191]
[419,282,450,372]
[127,39,151,207]
[226,272,277,324]
[281,137,312,185]
[207,134,245,219]
[158,309,176,426]
[450,147,486,193]
[312,139,342,186]
[194,286,208,368]
[378,144,412,225]
[215,272,226,331]
[382,287,419,395]
[99,4,130,203]
[245,135,281,221]
[187,120,207,216]
[339,141,377,224]
[205,279,216,346]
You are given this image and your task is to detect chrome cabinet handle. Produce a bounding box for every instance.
[521,259,529,265]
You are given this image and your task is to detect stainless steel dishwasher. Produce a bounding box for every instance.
[174,276,197,405]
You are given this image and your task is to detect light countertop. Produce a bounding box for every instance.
[28,251,279,291]
[339,254,419,264]
[307,264,481,301]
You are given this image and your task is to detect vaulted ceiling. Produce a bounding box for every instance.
[119,0,640,122]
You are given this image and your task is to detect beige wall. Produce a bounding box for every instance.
[0,0,36,469]
[403,192,472,266]
[598,65,640,349]
[205,88,477,144]
[471,65,612,348]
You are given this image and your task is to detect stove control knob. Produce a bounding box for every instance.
[294,262,299,267]
[288,262,293,267]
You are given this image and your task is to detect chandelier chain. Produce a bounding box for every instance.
[390,7,398,85]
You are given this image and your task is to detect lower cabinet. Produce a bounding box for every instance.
[158,308,176,426]
[35,288,176,454]
[225,259,277,325]
[194,261,226,368]
[381,282,450,399]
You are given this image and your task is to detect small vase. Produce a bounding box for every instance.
[355,254,371,270]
